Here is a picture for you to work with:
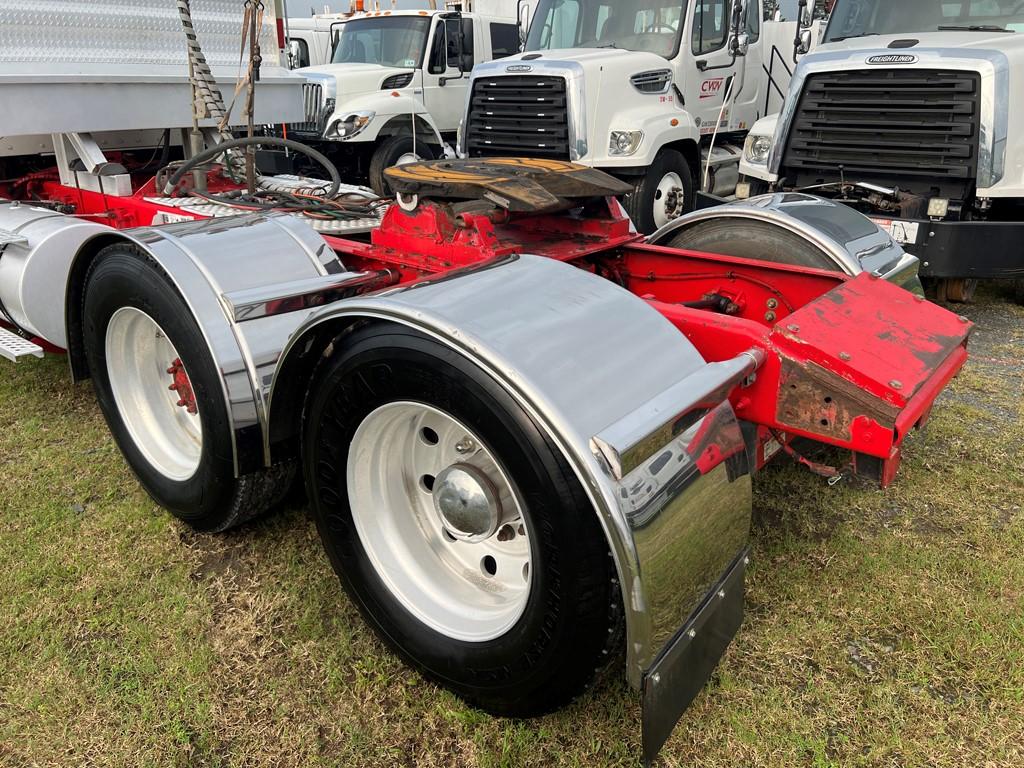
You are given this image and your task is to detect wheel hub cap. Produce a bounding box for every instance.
[347,401,531,642]
[433,463,500,542]
[654,171,686,228]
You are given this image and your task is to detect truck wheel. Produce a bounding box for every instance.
[303,322,623,716]
[369,136,437,196]
[662,218,838,271]
[83,244,295,532]
[1014,279,1024,306]
[622,149,694,234]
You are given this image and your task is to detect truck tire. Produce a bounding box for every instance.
[662,218,839,271]
[303,322,623,716]
[369,136,437,196]
[622,149,694,234]
[82,244,295,532]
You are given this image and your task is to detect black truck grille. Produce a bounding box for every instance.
[466,75,570,158]
[781,69,981,188]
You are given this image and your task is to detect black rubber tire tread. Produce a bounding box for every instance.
[368,136,437,196]
[302,321,624,717]
[82,243,295,532]
[622,148,694,234]
[665,218,839,271]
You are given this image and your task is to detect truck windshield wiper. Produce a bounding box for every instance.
[829,32,879,42]
[937,24,1014,32]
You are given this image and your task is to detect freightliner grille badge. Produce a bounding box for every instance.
[866,54,918,65]
[505,64,533,72]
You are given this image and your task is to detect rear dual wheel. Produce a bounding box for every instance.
[303,322,622,715]
[663,218,839,271]
[83,245,294,532]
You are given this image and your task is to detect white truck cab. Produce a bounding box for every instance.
[739,0,1024,300]
[461,0,804,232]
[285,9,519,194]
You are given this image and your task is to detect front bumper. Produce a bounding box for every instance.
[868,216,1024,280]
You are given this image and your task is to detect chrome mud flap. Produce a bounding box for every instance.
[641,548,749,766]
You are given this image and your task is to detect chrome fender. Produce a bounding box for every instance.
[60,213,343,475]
[649,192,923,293]
[267,253,755,688]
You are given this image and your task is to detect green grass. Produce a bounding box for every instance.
[1,289,1022,767]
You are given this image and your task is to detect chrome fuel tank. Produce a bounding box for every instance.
[0,201,110,347]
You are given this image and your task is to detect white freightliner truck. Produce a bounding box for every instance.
[739,0,1024,301]
[460,0,812,232]
[0,1,972,764]
[283,5,520,194]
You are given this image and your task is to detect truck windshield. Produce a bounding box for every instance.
[332,16,431,67]
[825,0,1024,41]
[525,0,688,58]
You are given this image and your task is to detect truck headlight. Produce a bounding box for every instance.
[326,110,375,140]
[609,130,643,157]
[743,134,772,165]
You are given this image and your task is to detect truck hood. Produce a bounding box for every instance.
[817,30,1024,57]
[501,47,672,71]
[297,63,414,102]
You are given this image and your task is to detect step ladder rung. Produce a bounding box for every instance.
[0,326,44,362]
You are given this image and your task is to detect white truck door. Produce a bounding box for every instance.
[686,0,742,137]
[732,0,765,128]
[421,16,476,134]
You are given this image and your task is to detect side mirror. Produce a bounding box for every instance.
[731,32,750,57]
[518,0,532,48]
[727,0,748,57]
[287,40,302,68]
[797,28,812,54]
[793,0,812,60]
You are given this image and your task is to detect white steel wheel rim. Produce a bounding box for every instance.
[105,307,203,481]
[653,171,686,228]
[395,151,422,167]
[347,401,532,642]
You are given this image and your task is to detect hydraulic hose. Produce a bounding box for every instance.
[162,136,342,200]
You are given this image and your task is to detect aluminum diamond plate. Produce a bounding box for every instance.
[143,190,384,235]
[0,0,280,66]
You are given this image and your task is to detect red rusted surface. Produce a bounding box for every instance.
[166,358,198,415]
[648,272,970,485]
